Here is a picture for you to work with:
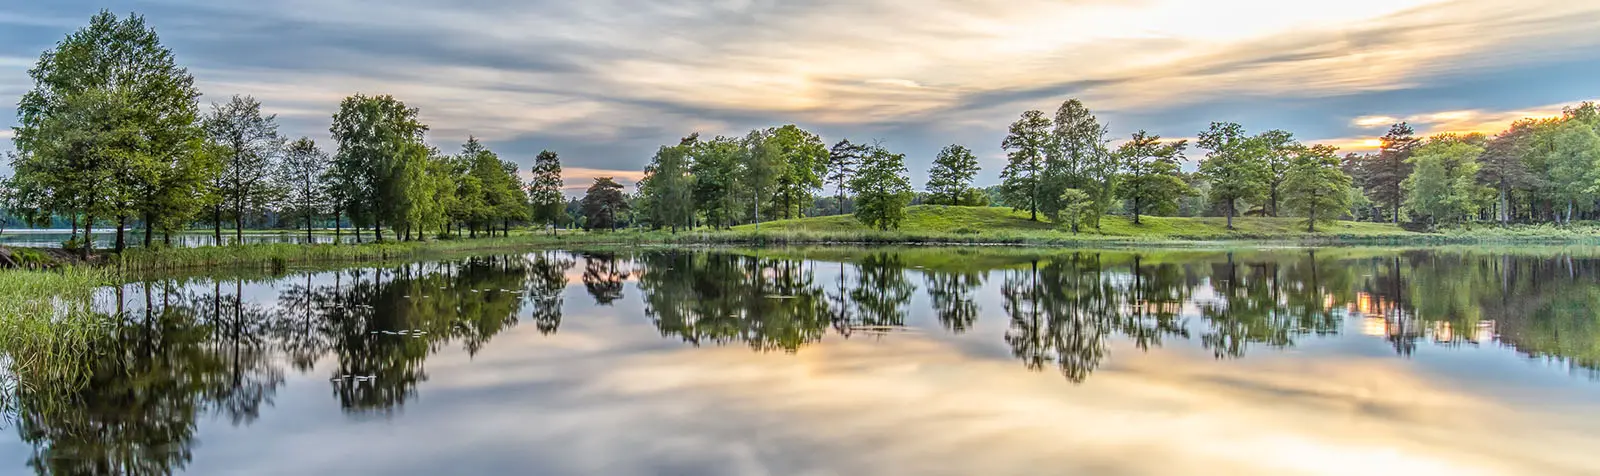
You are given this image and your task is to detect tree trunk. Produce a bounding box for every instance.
[334,210,342,245]
[143,212,154,248]
[115,215,126,253]
[1307,195,1317,233]
[1269,187,1279,217]
[306,212,314,244]
[1498,181,1509,225]
[234,206,244,245]
[82,214,94,260]
[1226,199,1236,230]
[374,219,384,242]
[1132,197,1142,225]
[214,206,223,245]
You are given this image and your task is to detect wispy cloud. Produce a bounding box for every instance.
[1,0,1598,184]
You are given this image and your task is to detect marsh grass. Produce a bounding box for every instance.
[0,267,115,403]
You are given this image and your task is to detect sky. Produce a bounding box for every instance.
[2,0,1599,191]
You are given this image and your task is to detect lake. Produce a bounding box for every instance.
[2,247,1598,475]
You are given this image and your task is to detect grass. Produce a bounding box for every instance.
[0,267,115,394]
[726,206,1421,245]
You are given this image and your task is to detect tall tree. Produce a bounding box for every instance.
[1363,123,1420,224]
[925,144,981,206]
[280,137,330,242]
[1052,99,1114,227]
[691,136,743,229]
[328,94,429,242]
[638,137,696,233]
[1001,110,1053,221]
[527,150,565,236]
[768,125,828,219]
[1478,120,1537,224]
[850,145,914,230]
[13,10,202,254]
[740,129,783,229]
[1282,144,1353,232]
[1543,121,1600,223]
[1114,131,1189,225]
[1255,129,1298,217]
[825,139,868,215]
[1198,122,1268,230]
[205,95,285,244]
[581,177,629,232]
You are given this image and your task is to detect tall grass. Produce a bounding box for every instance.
[0,267,114,395]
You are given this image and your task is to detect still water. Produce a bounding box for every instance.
[3,247,1599,475]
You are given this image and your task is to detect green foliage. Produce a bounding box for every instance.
[1000,110,1053,221]
[691,136,744,229]
[1057,188,1092,234]
[327,93,429,241]
[825,139,869,215]
[1113,131,1189,224]
[639,139,696,232]
[528,150,565,233]
[1051,99,1116,227]
[1282,144,1354,232]
[926,144,981,206]
[205,94,286,242]
[1198,122,1269,229]
[1542,121,1600,222]
[12,10,203,254]
[767,125,829,219]
[1402,137,1487,226]
[850,146,914,230]
[1359,123,1420,223]
[279,137,329,239]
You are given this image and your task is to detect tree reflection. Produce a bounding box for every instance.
[1002,253,1187,383]
[637,251,831,352]
[525,251,575,335]
[925,268,984,334]
[581,252,627,305]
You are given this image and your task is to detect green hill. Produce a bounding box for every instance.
[734,205,1412,241]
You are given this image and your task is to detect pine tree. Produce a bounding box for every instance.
[528,150,565,236]
[1000,110,1053,221]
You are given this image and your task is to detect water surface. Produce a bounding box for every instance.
[3,247,1598,475]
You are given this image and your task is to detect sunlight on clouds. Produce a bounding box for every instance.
[1354,116,1402,128]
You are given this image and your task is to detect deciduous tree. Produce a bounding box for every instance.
[925,144,980,206]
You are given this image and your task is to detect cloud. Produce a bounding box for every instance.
[2,0,1598,185]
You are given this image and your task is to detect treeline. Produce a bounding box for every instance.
[0,12,565,257]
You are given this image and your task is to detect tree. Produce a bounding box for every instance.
[768,125,828,219]
[1477,120,1537,224]
[528,150,565,236]
[1282,144,1353,232]
[13,10,202,255]
[638,137,695,233]
[1363,123,1420,223]
[925,144,981,206]
[1402,136,1487,226]
[850,145,914,230]
[280,137,330,242]
[1197,122,1268,230]
[1114,131,1189,225]
[581,177,629,232]
[1001,110,1054,221]
[1057,188,1092,234]
[205,95,285,244]
[691,136,743,229]
[740,129,783,228]
[1256,129,1298,217]
[1052,99,1114,228]
[825,139,868,215]
[1543,121,1600,223]
[328,94,429,242]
